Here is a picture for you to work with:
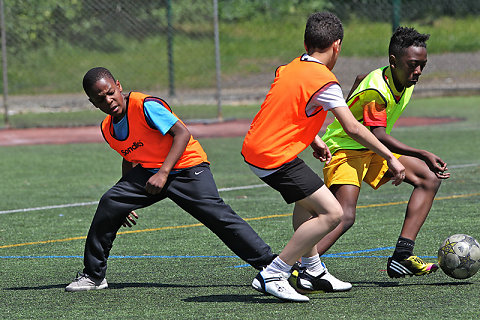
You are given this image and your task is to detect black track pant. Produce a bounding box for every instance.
[83,163,275,279]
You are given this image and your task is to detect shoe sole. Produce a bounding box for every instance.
[252,273,309,302]
[65,283,108,292]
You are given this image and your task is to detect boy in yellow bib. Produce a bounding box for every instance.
[318,27,450,278]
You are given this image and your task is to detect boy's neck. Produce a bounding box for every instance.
[390,68,405,93]
[309,52,332,69]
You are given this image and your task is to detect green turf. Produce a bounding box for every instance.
[1,96,479,319]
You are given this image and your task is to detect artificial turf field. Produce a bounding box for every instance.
[0,96,479,319]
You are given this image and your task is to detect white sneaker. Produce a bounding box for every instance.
[292,262,352,293]
[252,269,309,302]
[65,272,108,292]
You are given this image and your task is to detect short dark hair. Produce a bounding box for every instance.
[83,67,115,95]
[389,27,430,57]
[304,12,343,52]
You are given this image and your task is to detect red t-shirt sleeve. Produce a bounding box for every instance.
[363,101,387,127]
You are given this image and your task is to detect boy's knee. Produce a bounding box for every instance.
[419,171,442,191]
[327,204,343,229]
[342,207,356,230]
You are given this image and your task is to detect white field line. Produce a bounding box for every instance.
[0,162,477,216]
[0,184,268,215]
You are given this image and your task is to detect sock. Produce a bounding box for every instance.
[265,256,292,274]
[301,254,325,276]
[392,236,415,260]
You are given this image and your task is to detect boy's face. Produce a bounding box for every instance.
[390,46,427,90]
[87,77,126,119]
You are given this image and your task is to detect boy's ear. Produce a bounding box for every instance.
[116,80,123,92]
[333,39,341,53]
[389,54,396,68]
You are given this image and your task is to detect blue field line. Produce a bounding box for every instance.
[0,246,437,263]
[323,246,395,257]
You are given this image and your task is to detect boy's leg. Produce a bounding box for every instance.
[396,155,442,242]
[315,184,361,255]
[381,156,441,277]
[165,163,275,270]
[83,166,162,280]
[290,197,353,293]
[278,185,342,266]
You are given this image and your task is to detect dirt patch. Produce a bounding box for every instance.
[0,117,463,147]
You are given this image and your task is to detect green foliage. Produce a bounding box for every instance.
[219,0,331,21]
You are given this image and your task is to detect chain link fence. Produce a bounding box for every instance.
[1,0,479,122]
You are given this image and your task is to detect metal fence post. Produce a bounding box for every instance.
[392,0,401,32]
[167,0,175,97]
[0,0,8,127]
[213,0,222,121]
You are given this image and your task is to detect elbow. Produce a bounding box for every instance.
[344,123,360,138]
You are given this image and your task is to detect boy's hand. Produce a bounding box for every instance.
[387,157,406,186]
[422,151,450,179]
[146,171,168,194]
[122,211,139,228]
[311,136,332,164]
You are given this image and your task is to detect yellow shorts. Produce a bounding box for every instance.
[323,150,402,189]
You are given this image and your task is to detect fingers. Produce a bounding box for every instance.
[435,171,451,179]
[122,211,139,228]
[390,171,406,186]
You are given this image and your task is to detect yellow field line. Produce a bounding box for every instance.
[1,192,478,250]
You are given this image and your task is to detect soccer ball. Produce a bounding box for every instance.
[437,234,480,279]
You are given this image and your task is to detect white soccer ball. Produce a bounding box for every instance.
[438,234,480,279]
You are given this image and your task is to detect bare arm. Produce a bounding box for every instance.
[310,135,332,164]
[331,106,405,185]
[346,74,367,101]
[145,121,190,194]
[370,126,450,179]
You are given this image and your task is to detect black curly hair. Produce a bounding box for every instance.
[304,11,343,53]
[82,67,115,95]
[389,27,430,57]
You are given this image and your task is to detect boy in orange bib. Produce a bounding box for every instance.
[243,12,405,302]
[65,67,276,292]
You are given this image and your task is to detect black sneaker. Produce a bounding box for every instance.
[289,262,352,293]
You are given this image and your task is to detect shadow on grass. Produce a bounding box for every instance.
[3,282,247,291]
[182,293,352,303]
[351,281,475,288]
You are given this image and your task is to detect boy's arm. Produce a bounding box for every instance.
[370,126,450,179]
[331,106,405,185]
[311,135,332,164]
[145,121,190,194]
[346,74,367,101]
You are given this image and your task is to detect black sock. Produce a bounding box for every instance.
[392,236,415,260]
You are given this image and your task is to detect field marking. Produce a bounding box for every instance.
[1,162,478,216]
[1,192,479,250]
[0,184,269,215]
[0,246,437,262]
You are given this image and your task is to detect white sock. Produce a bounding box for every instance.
[265,256,292,275]
[301,254,325,276]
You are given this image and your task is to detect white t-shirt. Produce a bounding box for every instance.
[249,54,347,178]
